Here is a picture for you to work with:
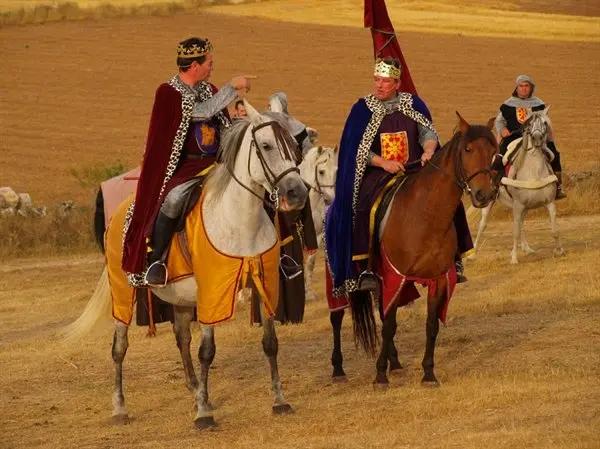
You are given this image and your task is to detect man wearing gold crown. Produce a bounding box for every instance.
[122,37,253,288]
[325,58,473,295]
[492,74,566,199]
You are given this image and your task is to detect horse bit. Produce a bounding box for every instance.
[427,137,497,198]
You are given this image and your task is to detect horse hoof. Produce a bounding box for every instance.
[554,249,565,257]
[194,416,218,430]
[373,381,389,390]
[389,367,404,376]
[272,404,293,415]
[510,259,519,265]
[332,375,348,383]
[421,379,440,388]
[111,413,130,425]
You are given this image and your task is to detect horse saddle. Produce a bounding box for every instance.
[371,174,410,259]
[503,137,554,167]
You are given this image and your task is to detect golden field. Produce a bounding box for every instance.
[1,2,599,448]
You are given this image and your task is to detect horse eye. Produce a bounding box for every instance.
[465,144,472,152]
[318,169,326,176]
[262,142,270,151]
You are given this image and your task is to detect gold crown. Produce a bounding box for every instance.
[177,40,213,59]
[374,59,401,80]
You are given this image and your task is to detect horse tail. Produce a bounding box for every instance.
[93,187,106,254]
[350,290,378,355]
[60,266,112,343]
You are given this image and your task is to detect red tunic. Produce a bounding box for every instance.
[122,81,227,274]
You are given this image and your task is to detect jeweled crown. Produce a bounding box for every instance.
[374,59,401,80]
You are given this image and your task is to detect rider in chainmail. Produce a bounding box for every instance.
[491,74,566,199]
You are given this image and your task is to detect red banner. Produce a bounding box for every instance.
[364,0,417,94]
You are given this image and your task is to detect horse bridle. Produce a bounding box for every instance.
[523,115,547,151]
[427,136,496,197]
[227,120,299,211]
[304,159,335,202]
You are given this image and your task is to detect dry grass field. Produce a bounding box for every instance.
[1,215,600,449]
[1,1,600,448]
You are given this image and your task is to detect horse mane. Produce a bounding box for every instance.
[203,118,251,200]
[437,124,496,162]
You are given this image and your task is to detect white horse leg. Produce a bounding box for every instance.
[519,210,535,255]
[111,321,129,424]
[511,203,526,264]
[468,202,493,261]
[304,251,316,301]
[547,202,565,257]
[194,326,217,430]
[262,315,292,414]
[172,306,198,392]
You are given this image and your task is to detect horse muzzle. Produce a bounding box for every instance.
[278,177,308,212]
[471,187,496,208]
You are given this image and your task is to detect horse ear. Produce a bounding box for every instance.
[456,111,470,134]
[317,145,323,156]
[307,127,319,145]
[333,144,339,153]
[543,104,550,115]
[486,116,495,131]
[243,99,264,126]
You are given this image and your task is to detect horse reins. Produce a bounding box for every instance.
[427,135,496,197]
[304,159,335,202]
[226,120,299,211]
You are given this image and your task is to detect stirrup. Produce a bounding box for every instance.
[280,254,303,280]
[356,270,377,292]
[144,261,168,288]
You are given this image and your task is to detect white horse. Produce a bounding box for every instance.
[469,108,564,264]
[299,145,338,300]
[63,99,308,429]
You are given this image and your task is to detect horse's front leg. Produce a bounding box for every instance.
[519,210,536,255]
[304,250,317,301]
[262,315,292,414]
[468,202,493,261]
[422,279,446,387]
[194,326,217,430]
[547,201,565,257]
[173,306,198,392]
[112,321,130,424]
[330,309,347,381]
[511,202,526,264]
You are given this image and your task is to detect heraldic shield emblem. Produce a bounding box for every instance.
[194,122,219,155]
[380,131,409,164]
[516,107,529,124]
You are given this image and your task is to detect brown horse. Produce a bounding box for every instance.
[330,113,498,386]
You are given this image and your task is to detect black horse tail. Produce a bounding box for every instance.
[350,290,378,356]
[93,187,106,254]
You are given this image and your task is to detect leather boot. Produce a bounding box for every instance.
[144,213,177,288]
[491,154,505,185]
[554,171,567,200]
